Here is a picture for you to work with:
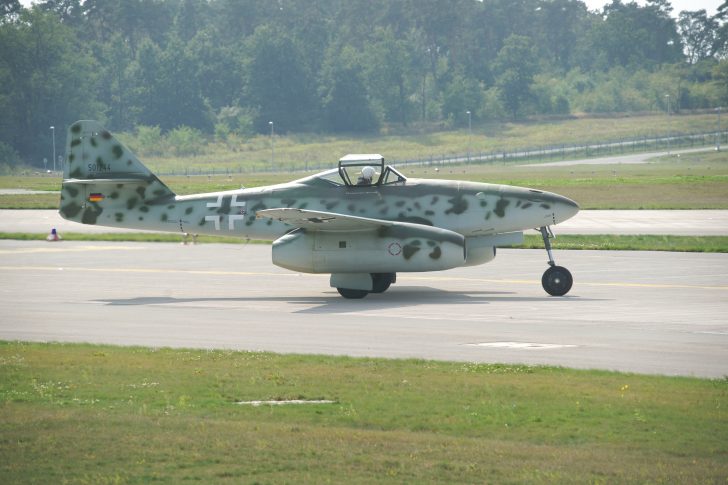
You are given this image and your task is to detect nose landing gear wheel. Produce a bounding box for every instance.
[538,226,574,296]
[542,265,573,296]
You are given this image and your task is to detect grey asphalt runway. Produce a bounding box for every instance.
[1,240,726,377]
[3,209,728,236]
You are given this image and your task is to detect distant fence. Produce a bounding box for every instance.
[151,130,728,177]
[390,131,728,170]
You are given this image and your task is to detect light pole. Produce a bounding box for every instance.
[717,107,722,152]
[49,126,56,172]
[466,110,471,164]
[664,94,671,155]
[268,121,274,170]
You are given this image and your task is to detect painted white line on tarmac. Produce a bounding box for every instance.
[464,342,578,350]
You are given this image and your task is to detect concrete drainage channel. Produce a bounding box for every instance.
[236,399,337,407]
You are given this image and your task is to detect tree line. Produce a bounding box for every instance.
[1,0,727,166]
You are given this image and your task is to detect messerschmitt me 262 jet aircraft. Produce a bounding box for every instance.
[59,120,580,298]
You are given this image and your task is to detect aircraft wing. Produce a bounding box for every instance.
[256,208,398,232]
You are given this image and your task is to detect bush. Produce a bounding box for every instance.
[136,125,163,156]
[214,122,230,143]
[217,105,258,138]
[0,142,21,168]
[167,126,206,156]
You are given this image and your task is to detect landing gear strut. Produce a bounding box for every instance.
[539,226,573,296]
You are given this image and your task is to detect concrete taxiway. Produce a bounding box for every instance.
[1,240,726,377]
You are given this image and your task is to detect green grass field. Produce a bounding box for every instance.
[1,342,726,483]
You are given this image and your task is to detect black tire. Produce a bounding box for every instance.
[337,287,369,299]
[542,265,573,296]
[370,273,396,293]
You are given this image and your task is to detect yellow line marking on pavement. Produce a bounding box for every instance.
[0,266,300,277]
[0,245,144,254]
[0,265,725,290]
[401,275,728,291]
[575,282,728,290]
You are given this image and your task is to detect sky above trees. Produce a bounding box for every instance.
[583,0,721,16]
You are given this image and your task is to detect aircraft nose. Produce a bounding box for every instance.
[553,195,580,224]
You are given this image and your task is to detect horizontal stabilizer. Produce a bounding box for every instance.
[63,177,152,185]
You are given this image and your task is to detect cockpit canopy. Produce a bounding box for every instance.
[296,154,407,188]
[337,154,406,187]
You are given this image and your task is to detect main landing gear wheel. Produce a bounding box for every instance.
[539,226,574,296]
[336,273,396,298]
[337,287,369,299]
[370,273,396,293]
[542,265,573,296]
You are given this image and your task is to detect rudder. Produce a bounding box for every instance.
[59,120,175,225]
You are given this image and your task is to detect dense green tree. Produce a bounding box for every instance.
[714,1,728,58]
[186,27,242,111]
[0,8,102,163]
[0,0,21,21]
[588,0,682,69]
[319,46,379,133]
[96,33,135,130]
[442,72,483,126]
[712,60,728,106]
[211,0,276,43]
[678,10,719,63]
[533,0,590,71]
[129,35,211,131]
[0,141,21,171]
[173,0,211,42]
[81,0,174,54]
[36,0,82,26]
[364,27,416,125]
[244,25,318,133]
[493,34,539,119]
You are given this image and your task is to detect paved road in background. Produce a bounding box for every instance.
[553,210,728,236]
[519,146,716,167]
[1,241,725,377]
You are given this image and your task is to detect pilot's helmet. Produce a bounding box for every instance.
[361,166,376,180]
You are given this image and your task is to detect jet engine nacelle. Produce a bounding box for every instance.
[272,228,466,274]
[464,246,496,266]
[461,232,524,267]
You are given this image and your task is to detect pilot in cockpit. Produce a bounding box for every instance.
[357,166,376,185]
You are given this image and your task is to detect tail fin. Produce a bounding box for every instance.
[59,120,175,225]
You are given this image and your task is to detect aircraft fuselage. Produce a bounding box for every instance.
[70,177,578,242]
